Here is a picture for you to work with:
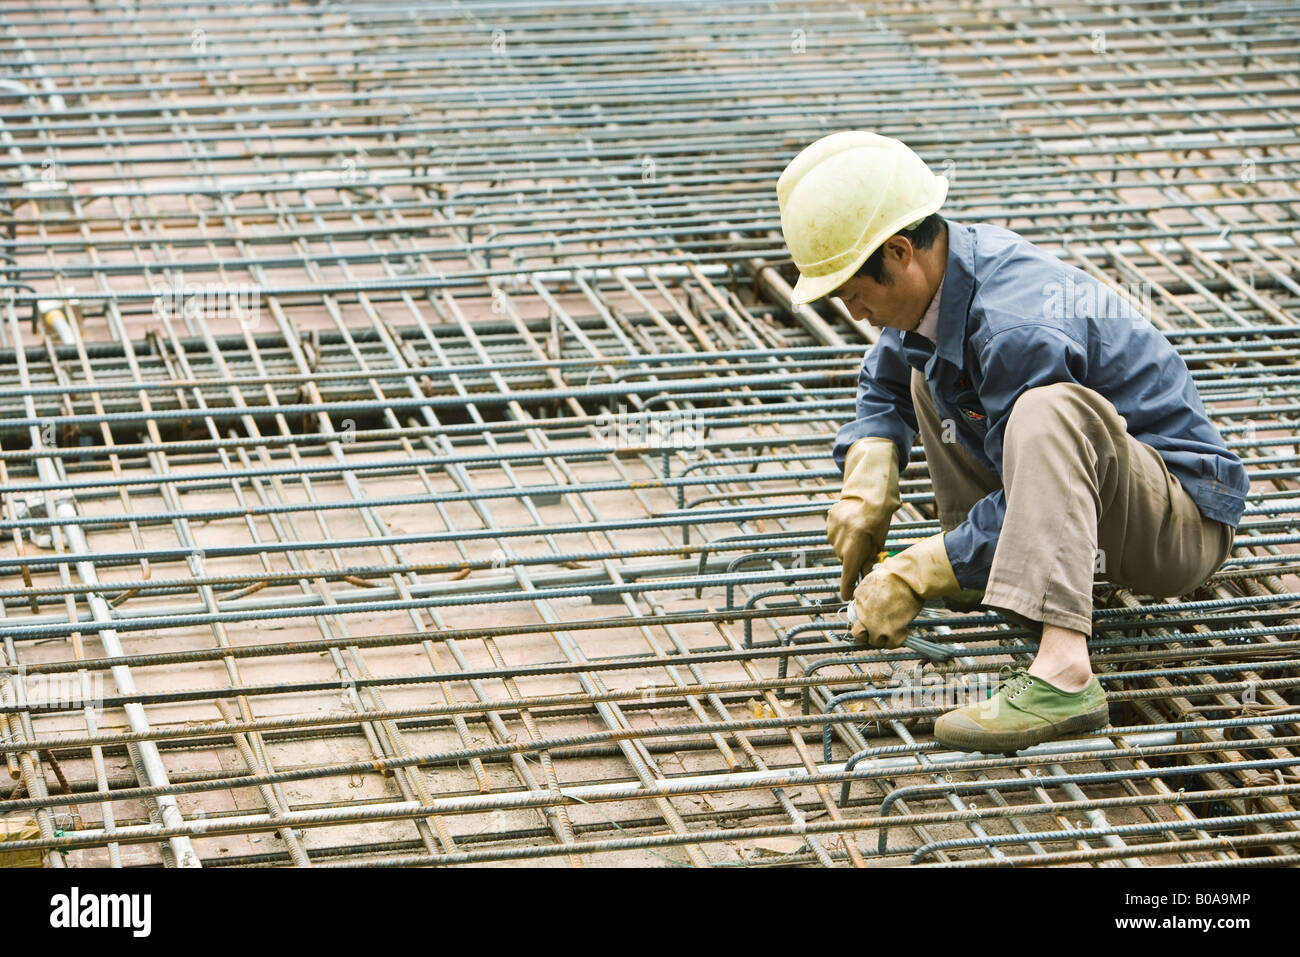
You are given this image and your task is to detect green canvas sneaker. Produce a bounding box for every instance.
[941,588,985,613]
[933,666,1109,754]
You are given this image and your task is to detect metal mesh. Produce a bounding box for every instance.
[0,0,1297,867]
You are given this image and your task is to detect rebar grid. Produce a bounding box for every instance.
[0,0,1296,867]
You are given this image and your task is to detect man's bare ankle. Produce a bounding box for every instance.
[1027,624,1093,692]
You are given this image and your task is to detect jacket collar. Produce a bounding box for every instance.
[935,217,975,366]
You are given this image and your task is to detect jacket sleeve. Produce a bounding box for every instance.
[831,330,919,473]
[944,324,1089,588]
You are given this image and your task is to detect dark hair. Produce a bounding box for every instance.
[854,213,944,284]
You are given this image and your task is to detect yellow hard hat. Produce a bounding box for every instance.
[776,131,948,305]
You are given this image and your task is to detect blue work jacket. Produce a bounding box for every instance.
[832,218,1249,589]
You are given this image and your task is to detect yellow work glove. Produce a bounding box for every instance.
[849,533,960,648]
[828,437,901,601]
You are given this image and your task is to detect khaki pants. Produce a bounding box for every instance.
[910,369,1234,635]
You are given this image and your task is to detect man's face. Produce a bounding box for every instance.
[832,237,929,332]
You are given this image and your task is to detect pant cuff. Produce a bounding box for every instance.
[982,584,1094,636]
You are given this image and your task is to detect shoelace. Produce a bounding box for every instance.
[997,666,1035,701]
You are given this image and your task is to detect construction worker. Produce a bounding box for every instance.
[777,130,1248,753]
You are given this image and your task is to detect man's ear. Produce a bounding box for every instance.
[885,234,915,269]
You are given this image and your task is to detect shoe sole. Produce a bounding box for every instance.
[933,705,1111,754]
